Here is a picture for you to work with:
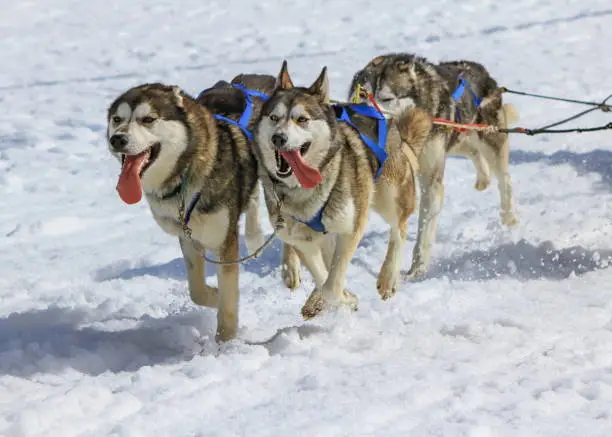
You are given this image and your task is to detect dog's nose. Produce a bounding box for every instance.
[271,133,287,148]
[109,134,129,150]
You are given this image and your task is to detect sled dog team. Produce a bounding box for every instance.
[106,53,519,342]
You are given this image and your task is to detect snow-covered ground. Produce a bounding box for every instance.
[2,1,612,435]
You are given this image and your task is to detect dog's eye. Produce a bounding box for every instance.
[141,116,157,124]
[296,116,309,124]
[379,98,394,103]
[269,114,279,122]
[112,116,122,124]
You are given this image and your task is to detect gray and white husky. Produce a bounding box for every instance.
[349,53,520,278]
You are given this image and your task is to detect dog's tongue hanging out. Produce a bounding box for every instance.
[116,152,149,204]
[280,150,323,189]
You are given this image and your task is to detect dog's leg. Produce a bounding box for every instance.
[301,232,361,319]
[377,221,408,300]
[281,243,302,290]
[482,132,518,227]
[179,237,218,308]
[215,228,240,343]
[470,148,491,191]
[375,183,413,300]
[245,186,265,253]
[405,137,446,279]
[450,135,491,191]
[293,242,328,288]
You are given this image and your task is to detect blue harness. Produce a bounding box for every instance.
[183,83,269,225]
[292,103,388,234]
[451,75,482,121]
[206,83,270,140]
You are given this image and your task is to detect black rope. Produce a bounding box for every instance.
[501,122,612,136]
[501,88,612,112]
[498,88,612,135]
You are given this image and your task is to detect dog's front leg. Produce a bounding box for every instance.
[281,243,302,290]
[301,233,361,320]
[293,241,328,288]
[245,186,265,253]
[215,228,240,343]
[405,170,445,279]
[179,237,218,308]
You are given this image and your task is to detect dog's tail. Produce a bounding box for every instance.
[394,107,432,175]
[502,103,520,127]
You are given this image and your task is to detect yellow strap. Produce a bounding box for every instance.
[352,84,362,104]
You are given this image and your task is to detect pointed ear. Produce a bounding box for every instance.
[172,86,185,108]
[275,60,294,90]
[308,66,329,103]
[397,60,415,74]
[370,56,385,67]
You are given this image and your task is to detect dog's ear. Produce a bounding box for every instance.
[397,60,415,74]
[308,66,329,104]
[275,60,294,90]
[172,86,185,108]
[370,56,385,67]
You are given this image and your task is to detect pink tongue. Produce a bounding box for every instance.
[280,150,323,189]
[116,152,149,204]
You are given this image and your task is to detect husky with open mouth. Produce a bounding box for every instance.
[349,53,520,278]
[253,61,432,319]
[106,76,273,342]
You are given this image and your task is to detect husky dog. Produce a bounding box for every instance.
[197,74,305,292]
[253,61,432,318]
[349,53,520,278]
[106,76,271,342]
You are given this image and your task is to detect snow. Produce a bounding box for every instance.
[2,0,612,435]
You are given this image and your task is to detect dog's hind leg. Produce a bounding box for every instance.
[281,243,302,290]
[449,135,491,191]
[179,237,218,308]
[486,132,518,226]
[374,182,413,300]
[245,186,266,254]
[470,149,491,191]
[215,228,240,342]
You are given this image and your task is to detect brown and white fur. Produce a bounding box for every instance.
[253,61,432,319]
[349,53,520,278]
[106,81,266,342]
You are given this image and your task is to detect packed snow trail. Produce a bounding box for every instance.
[2,1,612,436]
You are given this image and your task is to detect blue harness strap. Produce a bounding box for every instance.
[293,103,389,233]
[452,75,482,121]
[335,104,388,180]
[296,203,327,234]
[183,84,269,225]
[209,83,270,141]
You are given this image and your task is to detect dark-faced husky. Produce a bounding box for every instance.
[349,53,519,278]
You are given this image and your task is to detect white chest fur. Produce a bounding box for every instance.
[146,194,230,250]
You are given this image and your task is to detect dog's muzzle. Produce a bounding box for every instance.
[109,133,129,152]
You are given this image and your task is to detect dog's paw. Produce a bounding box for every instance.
[341,289,359,311]
[301,290,326,320]
[301,289,358,320]
[377,279,397,301]
[474,177,490,191]
[402,264,426,280]
[501,211,519,227]
[190,285,219,308]
[282,262,301,291]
